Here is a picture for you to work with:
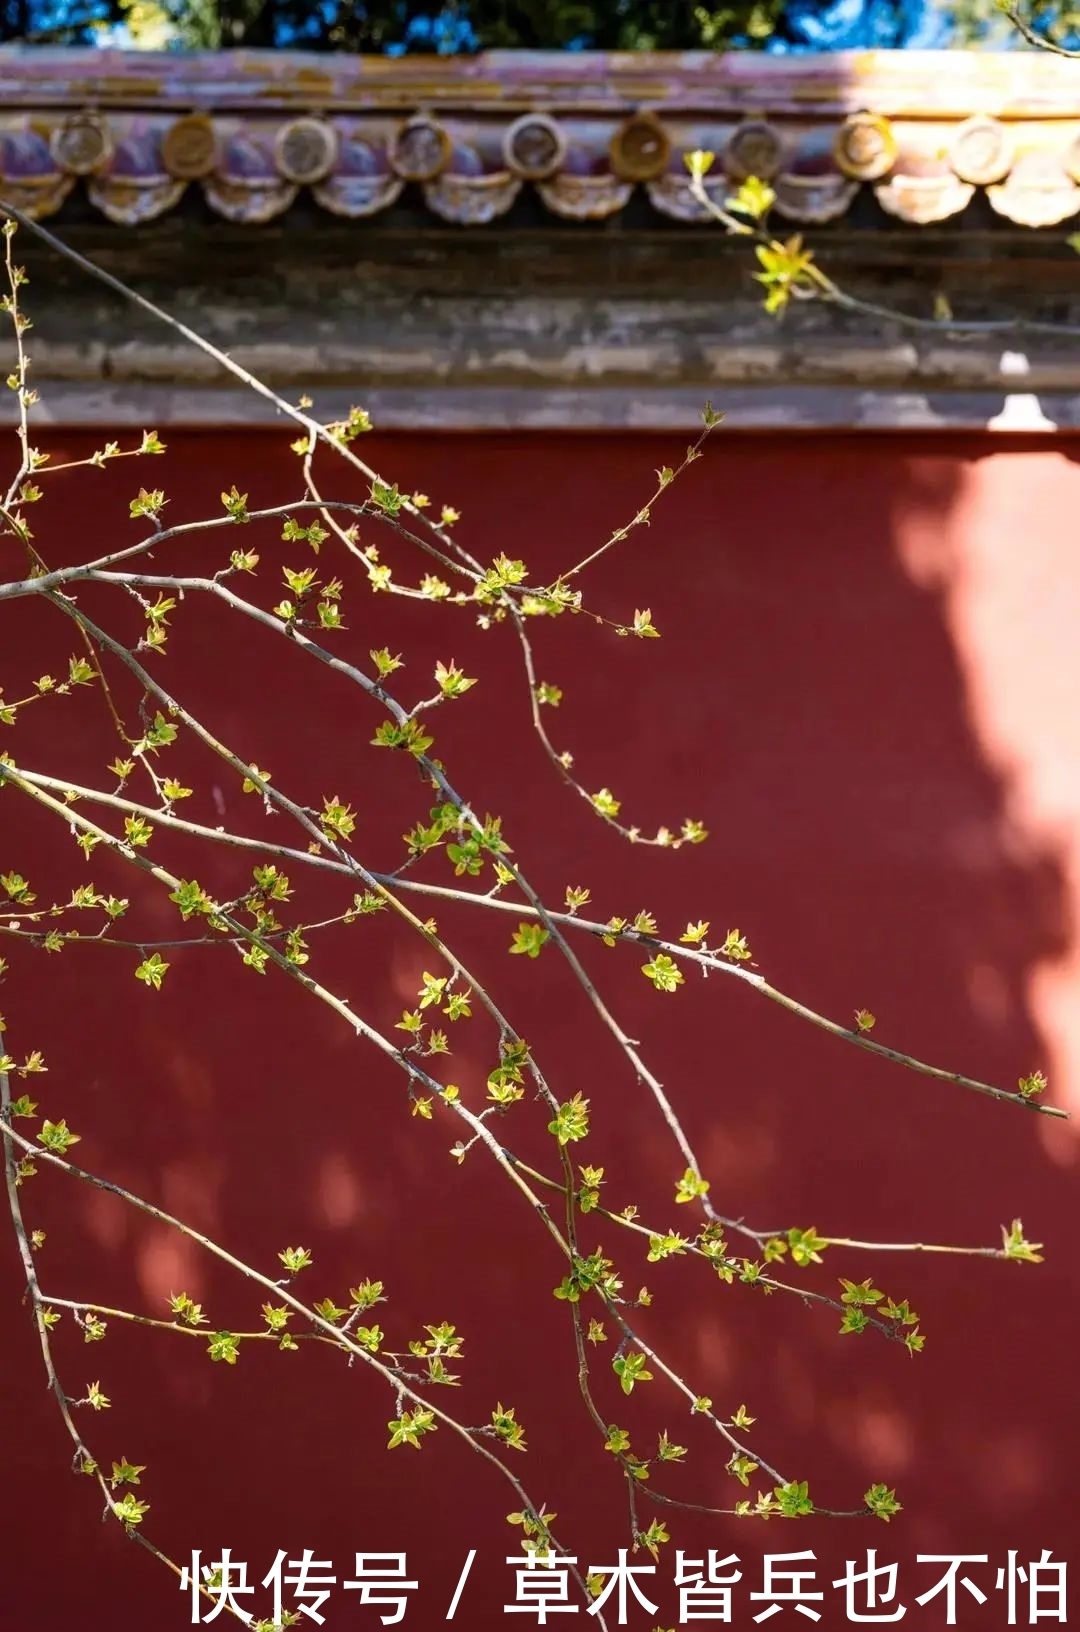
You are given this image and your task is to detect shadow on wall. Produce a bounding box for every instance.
[0,427,1077,1631]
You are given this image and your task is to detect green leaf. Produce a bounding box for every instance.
[720,928,752,962]
[1001,1218,1043,1263]
[604,1424,632,1454]
[135,953,169,991]
[113,1493,150,1527]
[578,1164,604,1213]
[787,1227,827,1267]
[282,565,317,597]
[727,175,776,220]
[169,880,213,921]
[753,235,816,315]
[865,1483,903,1522]
[510,922,549,959]
[647,1231,689,1263]
[728,1452,759,1486]
[642,954,683,994]
[319,796,357,843]
[282,518,328,552]
[417,971,447,1008]
[590,788,621,819]
[370,479,404,517]
[1,871,35,904]
[109,1457,146,1488]
[675,1166,709,1203]
[313,1298,347,1324]
[349,1279,385,1311]
[169,1292,208,1327]
[434,660,477,699]
[278,1246,313,1273]
[476,553,527,600]
[387,1407,436,1449]
[657,1431,687,1461]
[774,1479,814,1517]
[443,989,472,1022]
[241,766,272,795]
[1017,1070,1047,1100]
[839,1277,884,1306]
[327,405,372,444]
[684,148,716,182]
[638,1520,669,1559]
[612,1350,653,1395]
[206,1332,240,1364]
[221,485,249,522]
[123,815,154,848]
[67,656,96,687]
[548,1093,590,1146]
[371,720,434,756]
[37,1118,81,1154]
[129,487,167,521]
[491,1403,527,1452]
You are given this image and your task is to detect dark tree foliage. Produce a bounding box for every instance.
[0,0,1073,52]
[8,0,782,48]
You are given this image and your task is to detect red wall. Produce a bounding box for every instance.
[2,429,1078,1630]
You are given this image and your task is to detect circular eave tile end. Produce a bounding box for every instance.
[949,115,1013,186]
[390,116,452,183]
[503,113,567,181]
[50,113,113,177]
[275,117,339,186]
[724,120,785,183]
[162,114,219,180]
[609,112,671,182]
[833,112,897,182]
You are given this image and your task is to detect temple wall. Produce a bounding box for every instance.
[3,425,1078,1629]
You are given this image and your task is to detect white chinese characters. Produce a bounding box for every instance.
[179,1546,1068,1625]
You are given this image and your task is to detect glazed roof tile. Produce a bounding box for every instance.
[1,47,1079,229]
